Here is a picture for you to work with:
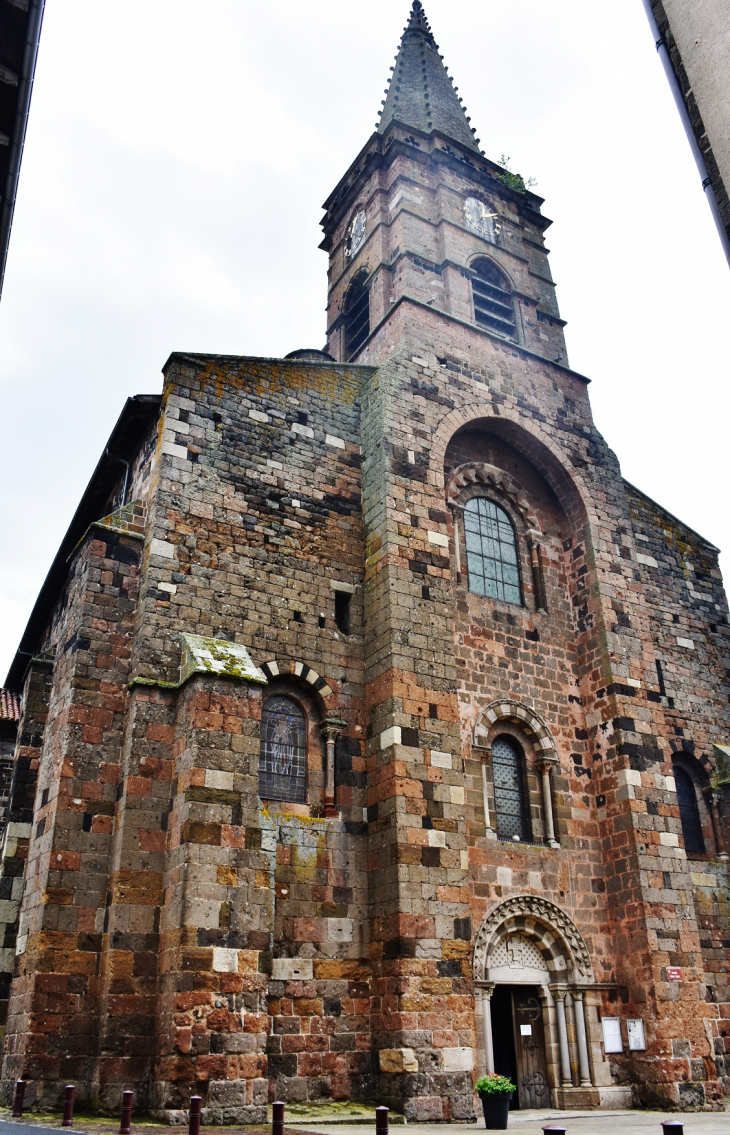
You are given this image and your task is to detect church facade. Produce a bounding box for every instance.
[1,2,730,1120]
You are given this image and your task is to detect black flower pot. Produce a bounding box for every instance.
[479,1091,513,1130]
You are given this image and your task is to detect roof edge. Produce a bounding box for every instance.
[4,395,162,692]
[623,478,721,554]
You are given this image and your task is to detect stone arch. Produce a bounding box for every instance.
[467,251,514,289]
[430,403,596,535]
[474,699,557,760]
[446,461,542,535]
[259,659,335,706]
[473,895,594,983]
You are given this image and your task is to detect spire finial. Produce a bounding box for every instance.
[377,1,480,153]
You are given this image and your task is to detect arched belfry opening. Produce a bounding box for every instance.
[473,897,598,1109]
[343,269,370,359]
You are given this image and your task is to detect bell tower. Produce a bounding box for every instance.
[320,0,568,369]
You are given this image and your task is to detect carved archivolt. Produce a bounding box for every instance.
[473,895,594,983]
[446,462,541,535]
[474,699,557,759]
[259,658,334,704]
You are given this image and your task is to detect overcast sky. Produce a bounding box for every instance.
[1,0,729,683]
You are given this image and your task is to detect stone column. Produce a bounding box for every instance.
[476,747,496,840]
[552,989,573,1086]
[705,787,729,861]
[537,756,559,848]
[481,984,495,1074]
[321,719,347,818]
[527,532,547,611]
[572,990,592,1086]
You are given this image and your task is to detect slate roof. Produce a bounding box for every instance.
[0,688,20,721]
[377,0,480,153]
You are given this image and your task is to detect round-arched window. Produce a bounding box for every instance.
[471,258,516,340]
[464,497,521,605]
[492,735,531,843]
[259,695,307,803]
[673,764,705,854]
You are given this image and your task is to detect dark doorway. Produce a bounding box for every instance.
[490,985,550,1110]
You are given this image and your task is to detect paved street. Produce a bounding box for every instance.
[300,1110,730,1135]
[2,1106,730,1135]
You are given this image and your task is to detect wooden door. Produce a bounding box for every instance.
[512,987,550,1109]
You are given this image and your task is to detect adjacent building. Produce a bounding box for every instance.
[642,0,730,262]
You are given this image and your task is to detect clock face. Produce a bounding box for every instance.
[345,210,367,259]
[465,197,500,241]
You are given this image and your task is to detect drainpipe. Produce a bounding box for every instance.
[640,0,730,268]
[0,0,47,300]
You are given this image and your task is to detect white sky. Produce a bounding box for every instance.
[1,0,729,683]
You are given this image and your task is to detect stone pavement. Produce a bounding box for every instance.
[301,1111,730,1135]
[1,1108,730,1135]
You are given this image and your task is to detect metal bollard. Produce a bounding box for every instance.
[272,1100,285,1135]
[62,1084,76,1127]
[119,1090,134,1135]
[376,1106,389,1135]
[189,1095,202,1135]
[12,1080,26,1119]
[661,1124,684,1135]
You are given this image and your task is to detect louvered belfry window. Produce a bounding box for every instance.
[674,765,704,854]
[259,696,307,803]
[464,497,522,605]
[344,272,370,359]
[492,735,530,843]
[472,258,516,340]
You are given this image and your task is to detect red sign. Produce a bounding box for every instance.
[666,967,682,981]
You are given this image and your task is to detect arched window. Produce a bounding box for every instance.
[464,497,521,605]
[674,764,705,854]
[344,271,370,359]
[259,695,307,803]
[492,735,531,843]
[471,258,516,340]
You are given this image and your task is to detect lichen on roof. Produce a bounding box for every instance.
[180,633,267,686]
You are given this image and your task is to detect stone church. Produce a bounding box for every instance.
[1,0,730,1120]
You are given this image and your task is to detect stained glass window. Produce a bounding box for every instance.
[464,498,521,604]
[259,696,307,803]
[492,735,530,843]
[674,765,704,854]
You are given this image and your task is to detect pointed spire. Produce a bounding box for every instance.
[377,0,480,152]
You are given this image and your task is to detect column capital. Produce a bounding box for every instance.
[536,753,559,772]
[321,717,347,741]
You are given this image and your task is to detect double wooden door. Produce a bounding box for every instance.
[491,985,550,1110]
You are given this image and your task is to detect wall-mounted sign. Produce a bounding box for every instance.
[627,1019,646,1051]
[519,1024,532,1036]
[601,1017,623,1054]
[666,967,683,981]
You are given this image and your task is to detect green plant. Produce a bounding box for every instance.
[495,155,537,196]
[475,1073,516,1095]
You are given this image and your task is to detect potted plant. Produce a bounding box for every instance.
[475,1074,516,1130]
